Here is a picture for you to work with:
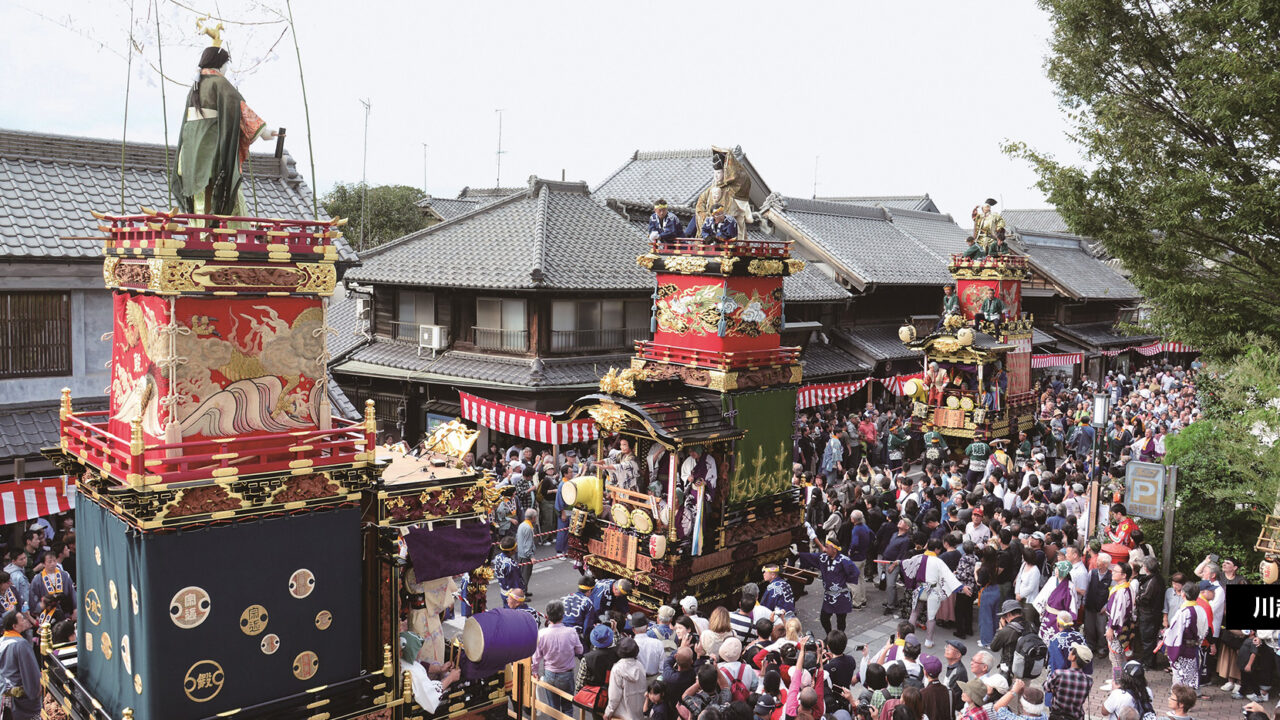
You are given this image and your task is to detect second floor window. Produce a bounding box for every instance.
[550,299,649,352]
[0,292,72,379]
[475,298,528,352]
[394,290,436,340]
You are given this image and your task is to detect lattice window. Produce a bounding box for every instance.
[0,292,71,379]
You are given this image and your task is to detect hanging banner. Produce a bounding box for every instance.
[0,477,76,525]
[796,378,872,409]
[880,372,925,396]
[1031,352,1084,368]
[459,391,597,444]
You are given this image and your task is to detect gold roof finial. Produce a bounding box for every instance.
[197,17,225,48]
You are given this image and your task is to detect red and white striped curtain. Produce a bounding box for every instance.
[796,378,873,410]
[1031,353,1084,368]
[1102,341,1195,357]
[459,391,597,444]
[0,477,75,525]
[880,372,925,396]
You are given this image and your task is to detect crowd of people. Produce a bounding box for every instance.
[0,513,77,719]
[455,361,1276,720]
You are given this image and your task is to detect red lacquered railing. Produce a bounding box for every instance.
[58,391,374,488]
[634,341,800,371]
[651,235,792,258]
[948,254,1030,272]
[94,210,344,256]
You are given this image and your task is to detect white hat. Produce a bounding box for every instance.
[982,673,1009,695]
[680,596,698,613]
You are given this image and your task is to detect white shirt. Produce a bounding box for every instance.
[964,522,991,546]
[1015,564,1042,601]
[1070,561,1089,599]
[633,634,665,676]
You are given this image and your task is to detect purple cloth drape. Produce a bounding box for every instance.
[404,521,492,581]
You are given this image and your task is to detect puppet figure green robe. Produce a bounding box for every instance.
[173,69,270,217]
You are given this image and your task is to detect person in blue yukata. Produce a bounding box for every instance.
[700,205,738,246]
[493,535,524,595]
[561,575,595,641]
[760,564,795,619]
[795,530,860,634]
[648,199,681,243]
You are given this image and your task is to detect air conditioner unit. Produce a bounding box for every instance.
[418,324,447,353]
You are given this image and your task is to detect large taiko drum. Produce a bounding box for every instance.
[561,475,603,515]
[460,608,538,679]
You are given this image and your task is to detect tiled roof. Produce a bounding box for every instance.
[342,340,626,388]
[592,147,772,208]
[327,378,360,421]
[458,186,522,201]
[418,196,479,221]
[1004,209,1073,236]
[0,397,106,460]
[327,294,367,360]
[837,325,920,362]
[347,177,652,291]
[763,196,953,289]
[801,342,871,380]
[820,195,940,213]
[0,128,354,263]
[883,207,971,259]
[1031,327,1058,347]
[1024,244,1140,300]
[1052,322,1160,350]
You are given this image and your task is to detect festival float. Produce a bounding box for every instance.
[551,185,810,610]
[897,211,1038,445]
[37,21,523,720]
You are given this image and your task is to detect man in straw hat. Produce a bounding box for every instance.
[794,530,860,633]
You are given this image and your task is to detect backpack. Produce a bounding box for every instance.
[722,664,751,703]
[1011,632,1048,679]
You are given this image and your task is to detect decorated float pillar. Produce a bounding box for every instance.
[50,211,388,720]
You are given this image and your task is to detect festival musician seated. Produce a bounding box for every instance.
[399,627,461,714]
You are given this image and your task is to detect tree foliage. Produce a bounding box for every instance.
[1142,340,1280,577]
[1005,0,1280,359]
[321,183,430,252]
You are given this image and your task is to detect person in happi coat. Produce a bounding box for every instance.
[0,574,17,618]
[700,205,739,246]
[493,536,524,595]
[562,576,596,641]
[795,531,860,634]
[1104,562,1138,686]
[173,25,279,218]
[590,578,634,626]
[1044,613,1091,708]
[760,564,795,620]
[648,200,682,243]
[1164,583,1208,692]
[28,551,73,614]
[0,610,37,720]
[1034,561,1080,642]
[903,538,971,648]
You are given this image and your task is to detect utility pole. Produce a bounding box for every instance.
[359,98,371,248]
[422,143,429,195]
[495,109,506,188]
[812,155,820,199]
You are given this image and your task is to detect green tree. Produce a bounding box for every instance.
[321,183,430,252]
[1005,0,1280,359]
[1140,341,1280,577]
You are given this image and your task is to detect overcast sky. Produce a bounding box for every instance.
[2,1,1082,220]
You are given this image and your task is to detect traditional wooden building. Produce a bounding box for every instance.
[0,129,357,485]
